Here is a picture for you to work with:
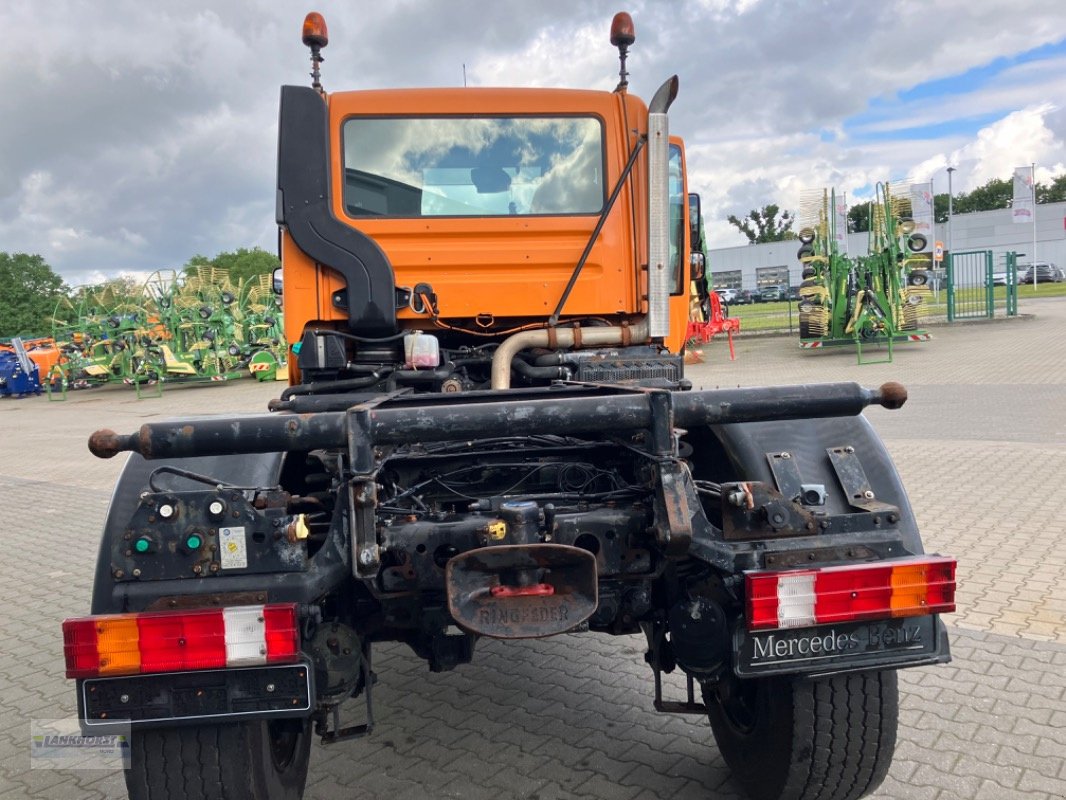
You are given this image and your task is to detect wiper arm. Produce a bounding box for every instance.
[548,134,646,326]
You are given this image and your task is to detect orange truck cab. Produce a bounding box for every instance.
[277,26,693,391]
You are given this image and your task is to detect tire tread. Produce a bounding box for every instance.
[707,669,898,800]
[125,721,310,800]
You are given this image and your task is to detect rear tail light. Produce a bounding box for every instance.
[62,603,299,679]
[746,556,955,632]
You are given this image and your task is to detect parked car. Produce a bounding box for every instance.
[731,289,757,305]
[715,288,738,304]
[1019,262,1064,283]
[755,284,788,303]
[754,286,775,303]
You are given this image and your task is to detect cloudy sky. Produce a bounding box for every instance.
[2,0,1064,285]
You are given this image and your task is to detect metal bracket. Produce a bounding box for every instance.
[348,480,379,578]
[318,642,375,744]
[345,391,408,578]
[646,389,675,457]
[826,446,896,513]
[720,481,817,541]
[653,459,695,556]
[766,451,804,502]
[645,621,707,715]
[345,387,411,473]
[653,669,708,715]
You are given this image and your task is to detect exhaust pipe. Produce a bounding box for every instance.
[490,320,649,390]
[646,76,678,339]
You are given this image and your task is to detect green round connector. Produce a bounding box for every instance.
[135,538,151,553]
[186,534,202,550]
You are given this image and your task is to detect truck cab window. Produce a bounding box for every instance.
[668,143,684,294]
[343,116,605,218]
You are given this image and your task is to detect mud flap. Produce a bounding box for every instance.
[446,544,597,639]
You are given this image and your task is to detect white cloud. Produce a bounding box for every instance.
[941,105,1064,190]
[75,269,155,289]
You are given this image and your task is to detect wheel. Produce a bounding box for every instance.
[125,718,312,800]
[705,670,897,800]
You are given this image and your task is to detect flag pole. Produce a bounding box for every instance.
[1031,162,1037,291]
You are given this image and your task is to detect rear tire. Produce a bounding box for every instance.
[125,718,312,800]
[705,670,897,800]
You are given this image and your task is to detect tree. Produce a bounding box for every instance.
[184,247,280,285]
[0,252,68,338]
[1037,174,1066,204]
[953,177,1012,214]
[847,202,871,233]
[726,205,797,244]
[933,193,950,224]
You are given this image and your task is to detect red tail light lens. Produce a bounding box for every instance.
[746,556,956,631]
[137,611,226,673]
[62,603,300,679]
[63,618,102,679]
[263,604,300,663]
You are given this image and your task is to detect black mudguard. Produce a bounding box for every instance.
[685,414,950,671]
[89,452,348,615]
[685,413,923,555]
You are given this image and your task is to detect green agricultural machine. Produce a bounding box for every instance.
[797,183,933,364]
[233,273,288,382]
[48,268,287,396]
[50,281,158,393]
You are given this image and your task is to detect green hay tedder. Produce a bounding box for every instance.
[797,183,934,364]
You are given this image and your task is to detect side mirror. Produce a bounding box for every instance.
[272,267,283,296]
[690,251,706,280]
[688,192,702,247]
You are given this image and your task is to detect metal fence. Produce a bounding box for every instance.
[946,250,994,321]
[723,250,1024,334]
[945,250,1023,321]
[1002,251,1019,317]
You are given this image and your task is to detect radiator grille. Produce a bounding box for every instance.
[575,355,683,386]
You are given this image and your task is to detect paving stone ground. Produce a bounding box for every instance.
[0,298,1063,799]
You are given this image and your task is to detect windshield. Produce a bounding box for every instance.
[342,116,605,218]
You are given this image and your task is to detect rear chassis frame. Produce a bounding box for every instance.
[83,379,949,733]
